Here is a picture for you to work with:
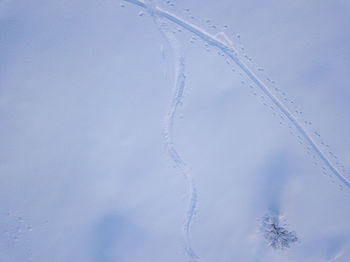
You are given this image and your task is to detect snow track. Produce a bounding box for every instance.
[142,0,198,261]
[123,0,350,189]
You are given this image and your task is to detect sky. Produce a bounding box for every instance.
[1,0,350,261]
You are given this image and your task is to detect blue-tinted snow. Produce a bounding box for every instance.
[0,0,350,261]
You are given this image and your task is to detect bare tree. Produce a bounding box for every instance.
[261,213,298,250]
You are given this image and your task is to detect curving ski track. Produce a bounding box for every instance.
[163,51,198,261]
[123,0,350,189]
[142,0,198,261]
[160,41,198,262]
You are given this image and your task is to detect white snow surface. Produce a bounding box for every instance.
[0,0,350,261]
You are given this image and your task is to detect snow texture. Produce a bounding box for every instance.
[142,0,198,260]
[124,0,350,190]
[1,0,350,261]
[123,0,350,260]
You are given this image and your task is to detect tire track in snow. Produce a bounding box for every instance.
[142,1,198,261]
[123,0,350,189]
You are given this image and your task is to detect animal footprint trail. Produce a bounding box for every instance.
[123,0,350,190]
[142,0,198,261]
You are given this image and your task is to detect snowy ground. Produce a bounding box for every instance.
[1,0,350,261]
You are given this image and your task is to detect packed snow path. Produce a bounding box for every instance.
[123,0,350,189]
